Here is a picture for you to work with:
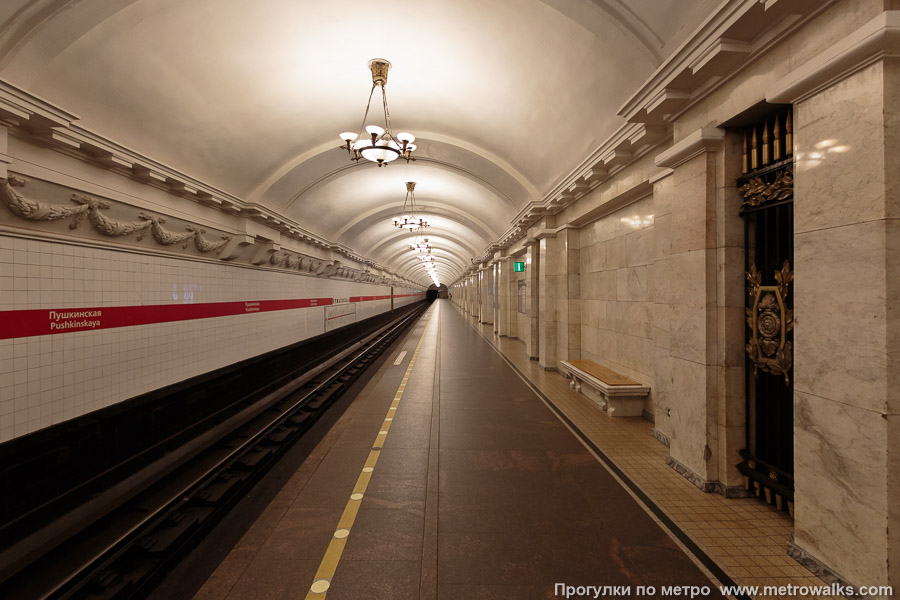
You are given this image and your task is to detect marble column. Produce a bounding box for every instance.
[650,168,674,446]
[555,227,581,362]
[496,255,512,337]
[654,128,725,490]
[537,229,559,370]
[766,17,900,587]
[525,240,540,360]
[479,265,493,325]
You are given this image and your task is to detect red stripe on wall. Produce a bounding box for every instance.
[0,293,425,340]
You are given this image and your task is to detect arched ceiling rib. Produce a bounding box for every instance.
[0,0,717,285]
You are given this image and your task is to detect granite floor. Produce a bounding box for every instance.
[194,301,727,599]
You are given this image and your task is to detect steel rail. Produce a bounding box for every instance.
[39,305,427,600]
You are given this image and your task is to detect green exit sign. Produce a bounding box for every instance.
[514,261,525,272]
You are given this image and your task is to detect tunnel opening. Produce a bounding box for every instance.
[426,283,448,302]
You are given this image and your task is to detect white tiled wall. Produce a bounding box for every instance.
[0,234,422,442]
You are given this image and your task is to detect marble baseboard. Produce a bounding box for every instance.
[787,534,861,597]
[652,427,670,447]
[642,410,656,423]
[664,454,751,498]
[665,454,716,493]
[712,482,754,498]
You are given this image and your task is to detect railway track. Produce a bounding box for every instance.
[4,304,427,600]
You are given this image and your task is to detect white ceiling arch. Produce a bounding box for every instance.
[0,0,719,285]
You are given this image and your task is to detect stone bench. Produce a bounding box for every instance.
[559,360,650,417]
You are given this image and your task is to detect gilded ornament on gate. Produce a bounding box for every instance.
[745,261,794,384]
[739,167,793,207]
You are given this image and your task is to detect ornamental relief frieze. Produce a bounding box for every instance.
[1,175,230,254]
[0,175,391,283]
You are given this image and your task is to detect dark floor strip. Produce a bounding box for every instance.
[461,313,750,600]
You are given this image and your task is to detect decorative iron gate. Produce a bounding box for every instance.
[736,107,795,516]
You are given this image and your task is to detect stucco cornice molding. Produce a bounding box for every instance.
[485,120,669,263]
[0,79,415,283]
[618,0,836,125]
[768,11,900,104]
[654,128,726,170]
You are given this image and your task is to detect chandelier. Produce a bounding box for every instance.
[339,59,416,167]
[409,237,432,254]
[392,182,428,231]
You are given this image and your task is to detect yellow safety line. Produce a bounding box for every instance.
[304,313,432,599]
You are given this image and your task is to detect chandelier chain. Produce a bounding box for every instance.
[355,83,379,142]
[381,85,393,138]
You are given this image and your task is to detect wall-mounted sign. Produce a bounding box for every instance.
[514,261,525,273]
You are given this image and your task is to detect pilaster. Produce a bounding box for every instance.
[654,127,725,489]
[769,13,900,588]
[525,240,540,360]
[496,255,513,337]
[536,229,558,370]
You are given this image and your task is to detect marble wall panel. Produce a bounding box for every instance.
[581,325,598,357]
[885,59,900,222]
[716,305,745,369]
[624,302,651,338]
[567,275,580,300]
[640,338,655,379]
[580,299,599,328]
[651,302,671,348]
[716,423,744,487]
[716,184,744,250]
[653,214,672,262]
[794,390,888,586]
[646,262,657,304]
[795,63,887,234]
[794,220,887,413]
[653,174,674,218]
[616,266,648,302]
[560,323,581,362]
[625,227,654,267]
[888,414,900,587]
[567,299,580,323]
[654,345,672,397]
[672,154,716,254]
[716,365,745,428]
[669,357,718,480]
[669,303,715,366]
[596,300,613,331]
[540,323,557,370]
[652,257,671,307]
[604,236,626,270]
[669,250,714,310]
[592,270,617,301]
[717,246,744,309]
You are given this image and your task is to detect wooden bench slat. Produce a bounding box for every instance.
[568,360,641,386]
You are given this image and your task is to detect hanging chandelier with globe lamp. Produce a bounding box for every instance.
[392,181,428,231]
[409,236,432,254]
[338,59,416,167]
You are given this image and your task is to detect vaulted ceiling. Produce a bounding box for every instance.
[0,0,718,284]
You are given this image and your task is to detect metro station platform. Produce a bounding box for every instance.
[185,301,826,600]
